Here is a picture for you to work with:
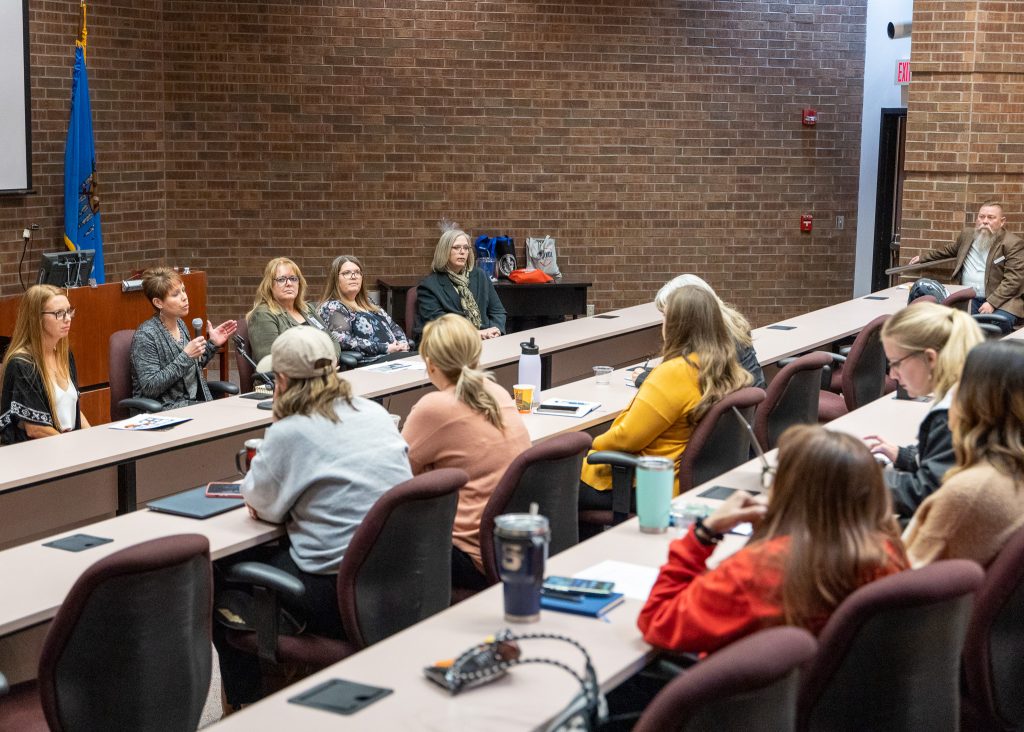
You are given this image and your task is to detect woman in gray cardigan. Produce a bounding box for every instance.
[246,256,339,363]
[130,267,237,410]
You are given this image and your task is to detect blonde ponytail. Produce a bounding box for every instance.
[881,303,984,401]
[420,314,507,431]
[455,365,505,431]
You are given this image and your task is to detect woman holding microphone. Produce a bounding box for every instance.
[130,266,237,410]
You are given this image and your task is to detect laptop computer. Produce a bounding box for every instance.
[147,486,246,520]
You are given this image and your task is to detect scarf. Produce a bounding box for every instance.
[446,268,482,328]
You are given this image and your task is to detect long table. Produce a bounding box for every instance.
[203,391,931,731]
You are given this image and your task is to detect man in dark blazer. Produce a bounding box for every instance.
[911,201,1024,332]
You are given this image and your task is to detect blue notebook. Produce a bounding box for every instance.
[541,591,625,618]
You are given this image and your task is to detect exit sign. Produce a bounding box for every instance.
[896,60,912,85]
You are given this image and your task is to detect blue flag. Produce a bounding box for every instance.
[63,44,104,284]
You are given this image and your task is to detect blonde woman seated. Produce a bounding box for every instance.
[634,274,765,390]
[639,426,908,653]
[247,257,338,363]
[413,227,506,342]
[863,303,983,519]
[579,285,752,509]
[318,255,411,360]
[1,285,90,444]
[402,314,530,590]
[904,340,1024,567]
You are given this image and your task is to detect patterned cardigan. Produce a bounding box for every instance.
[130,314,216,410]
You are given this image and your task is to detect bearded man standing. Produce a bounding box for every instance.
[910,201,1024,332]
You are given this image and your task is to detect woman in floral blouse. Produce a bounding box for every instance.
[318,255,412,360]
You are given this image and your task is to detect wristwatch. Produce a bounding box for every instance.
[694,518,724,546]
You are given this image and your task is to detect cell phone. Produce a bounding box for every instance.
[537,403,579,413]
[542,576,614,596]
[205,481,243,499]
[698,485,737,501]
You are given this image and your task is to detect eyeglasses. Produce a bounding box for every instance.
[42,308,76,321]
[338,270,362,280]
[273,276,300,285]
[886,351,923,372]
[451,245,472,252]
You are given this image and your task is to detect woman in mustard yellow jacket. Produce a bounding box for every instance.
[579,285,752,507]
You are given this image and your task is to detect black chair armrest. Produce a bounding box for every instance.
[777,356,797,367]
[338,351,361,371]
[0,671,8,697]
[586,451,641,470]
[208,380,240,397]
[827,353,847,364]
[224,561,306,664]
[118,397,163,415]
[972,314,1010,326]
[225,561,305,604]
[587,451,639,525]
[839,345,852,357]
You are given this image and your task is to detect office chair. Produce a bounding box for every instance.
[961,524,1024,731]
[753,351,832,450]
[798,559,984,731]
[818,314,890,423]
[0,535,213,732]
[634,627,818,732]
[222,469,465,687]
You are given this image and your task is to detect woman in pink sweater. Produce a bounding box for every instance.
[402,314,531,590]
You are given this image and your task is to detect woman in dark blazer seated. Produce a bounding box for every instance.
[130,266,237,410]
[414,227,506,341]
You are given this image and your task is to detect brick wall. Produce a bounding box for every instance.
[901,0,1024,266]
[1,0,868,328]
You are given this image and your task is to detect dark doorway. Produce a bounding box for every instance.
[872,108,907,291]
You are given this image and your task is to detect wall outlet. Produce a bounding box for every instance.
[836,215,845,230]
[586,304,595,317]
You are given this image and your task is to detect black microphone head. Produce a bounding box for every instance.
[191,318,204,338]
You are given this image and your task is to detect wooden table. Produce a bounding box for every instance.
[377,275,592,334]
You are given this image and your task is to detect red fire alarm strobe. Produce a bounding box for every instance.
[802,108,817,126]
[800,214,813,232]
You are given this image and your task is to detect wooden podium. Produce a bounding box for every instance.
[0,272,212,425]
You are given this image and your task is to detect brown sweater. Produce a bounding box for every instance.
[904,460,1024,568]
[402,379,530,571]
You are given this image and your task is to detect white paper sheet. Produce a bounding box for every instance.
[573,560,659,600]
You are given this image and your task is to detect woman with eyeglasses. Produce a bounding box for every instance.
[131,267,237,411]
[318,254,412,361]
[1,284,90,444]
[862,302,983,520]
[246,257,338,363]
[413,226,506,342]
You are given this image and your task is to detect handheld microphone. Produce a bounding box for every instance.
[232,335,275,388]
[191,318,204,339]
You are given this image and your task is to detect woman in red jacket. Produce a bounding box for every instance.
[638,425,908,654]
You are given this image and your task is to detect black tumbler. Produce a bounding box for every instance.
[493,513,550,622]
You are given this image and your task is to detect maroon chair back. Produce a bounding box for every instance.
[798,559,984,732]
[234,316,255,393]
[942,287,976,311]
[839,314,890,413]
[679,387,766,493]
[337,468,465,648]
[634,627,818,732]
[405,285,419,339]
[753,352,832,450]
[478,432,592,585]
[962,524,1024,730]
[37,535,212,732]
[108,329,137,422]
